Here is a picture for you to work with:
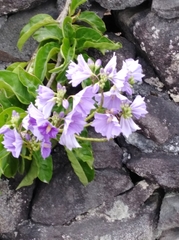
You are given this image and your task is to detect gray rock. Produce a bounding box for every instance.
[125,132,157,153]
[0,179,34,235]
[88,128,123,169]
[138,95,179,144]
[126,153,179,190]
[159,229,179,240]
[152,0,179,19]
[0,0,49,16]
[115,9,179,88]
[16,181,160,240]
[158,193,179,234]
[94,0,146,10]
[31,162,133,225]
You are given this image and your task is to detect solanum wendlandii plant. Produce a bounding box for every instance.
[0,0,147,188]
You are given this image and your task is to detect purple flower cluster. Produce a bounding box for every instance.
[66,53,147,139]
[0,53,147,160]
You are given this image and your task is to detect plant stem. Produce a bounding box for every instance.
[75,135,108,142]
[57,0,72,25]
[46,53,62,88]
[47,0,72,88]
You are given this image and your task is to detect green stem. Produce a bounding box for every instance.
[85,110,96,122]
[75,135,108,142]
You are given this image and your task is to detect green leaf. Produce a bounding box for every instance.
[0,70,34,104]
[33,151,53,183]
[69,0,87,16]
[6,62,27,72]
[75,27,121,54]
[65,129,95,185]
[17,14,57,50]
[62,16,75,40]
[18,157,25,175]
[74,129,94,169]
[60,38,70,59]
[76,27,102,41]
[16,157,38,189]
[0,107,25,127]
[18,67,41,97]
[78,161,94,182]
[2,154,19,178]
[77,11,106,33]
[50,39,76,73]
[33,42,60,81]
[33,24,63,42]
[66,148,89,185]
[0,89,25,110]
[82,40,121,54]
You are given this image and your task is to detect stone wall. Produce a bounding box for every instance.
[1,0,179,239]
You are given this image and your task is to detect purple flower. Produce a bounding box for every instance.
[87,58,101,71]
[22,104,46,140]
[38,121,58,139]
[120,117,140,138]
[63,111,86,135]
[59,110,86,150]
[22,104,58,141]
[91,112,121,139]
[66,54,93,87]
[59,133,81,150]
[95,86,129,111]
[122,58,144,82]
[23,103,46,127]
[0,126,23,158]
[35,85,56,118]
[119,95,147,137]
[131,95,148,119]
[73,86,97,117]
[101,53,117,80]
[41,139,52,159]
[111,68,126,91]
[121,78,133,95]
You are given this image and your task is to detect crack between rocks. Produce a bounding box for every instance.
[27,179,41,220]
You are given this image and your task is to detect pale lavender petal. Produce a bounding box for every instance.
[66,54,93,87]
[73,86,96,117]
[103,53,117,78]
[112,68,126,90]
[120,117,140,138]
[35,85,55,118]
[62,99,69,109]
[91,112,121,139]
[64,111,85,135]
[1,127,23,158]
[59,133,81,150]
[131,95,148,119]
[41,139,51,159]
[122,59,145,82]
[95,88,128,111]
[38,121,58,139]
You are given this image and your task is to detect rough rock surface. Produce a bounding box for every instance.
[0,179,34,236]
[157,193,179,239]
[126,153,179,190]
[94,0,146,10]
[0,0,49,16]
[115,8,179,89]
[16,181,160,240]
[152,0,179,19]
[31,143,133,226]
